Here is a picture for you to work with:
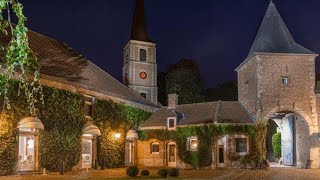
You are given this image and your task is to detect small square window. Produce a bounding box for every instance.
[151,143,160,154]
[282,77,289,86]
[188,138,198,151]
[235,138,248,154]
[168,118,176,129]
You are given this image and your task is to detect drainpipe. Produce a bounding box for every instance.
[163,141,166,167]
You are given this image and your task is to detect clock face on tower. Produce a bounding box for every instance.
[139,71,147,79]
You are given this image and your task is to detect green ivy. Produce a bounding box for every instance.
[272,132,281,158]
[93,99,151,168]
[138,123,267,168]
[0,79,85,175]
[38,87,85,172]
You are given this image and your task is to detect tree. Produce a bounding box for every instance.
[272,132,281,160]
[205,80,238,101]
[0,0,42,116]
[165,58,206,105]
[157,71,167,105]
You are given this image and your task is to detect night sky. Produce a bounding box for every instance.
[19,0,320,87]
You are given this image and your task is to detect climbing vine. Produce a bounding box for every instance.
[0,0,42,115]
[93,99,151,168]
[139,122,267,168]
[0,78,85,175]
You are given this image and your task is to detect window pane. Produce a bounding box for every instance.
[282,77,289,85]
[84,104,92,117]
[190,139,198,150]
[152,144,159,153]
[140,49,147,62]
[169,119,175,128]
[236,138,247,153]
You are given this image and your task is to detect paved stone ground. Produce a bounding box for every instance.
[1,167,320,179]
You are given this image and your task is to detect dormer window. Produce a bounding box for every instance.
[140,49,147,62]
[167,118,176,130]
[84,95,94,119]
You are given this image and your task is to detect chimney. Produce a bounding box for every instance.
[168,94,178,109]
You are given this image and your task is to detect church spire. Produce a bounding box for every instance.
[247,1,313,57]
[130,0,153,42]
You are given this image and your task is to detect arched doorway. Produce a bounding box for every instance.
[17,117,44,172]
[82,124,101,169]
[265,111,310,167]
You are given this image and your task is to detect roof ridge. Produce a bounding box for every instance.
[87,61,158,106]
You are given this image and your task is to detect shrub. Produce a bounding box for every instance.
[272,132,281,159]
[140,169,150,176]
[157,168,168,178]
[169,168,180,177]
[126,166,139,177]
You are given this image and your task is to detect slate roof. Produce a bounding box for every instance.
[247,1,314,58]
[130,0,153,42]
[0,29,159,109]
[140,101,253,128]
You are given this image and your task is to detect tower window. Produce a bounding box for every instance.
[140,92,147,99]
[140,49,147,62]
[282,77,289,86]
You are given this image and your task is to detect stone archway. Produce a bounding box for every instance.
[264,110,310,168]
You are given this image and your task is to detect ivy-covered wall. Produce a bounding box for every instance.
[0,79,152,175]
[93,100,151,168]
[0,79,86,175]
[138,123,266,168]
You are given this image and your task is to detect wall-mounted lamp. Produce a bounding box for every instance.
[115,133,121,139]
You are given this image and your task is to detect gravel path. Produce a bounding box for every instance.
[0,167,319,179]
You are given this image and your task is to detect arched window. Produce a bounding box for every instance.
[17,117,44,172]
[140,49,147,62]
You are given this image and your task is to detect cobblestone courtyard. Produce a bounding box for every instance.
[1,167,320,180]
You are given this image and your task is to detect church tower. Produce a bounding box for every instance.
[123,0,158,105]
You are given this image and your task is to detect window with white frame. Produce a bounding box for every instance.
[150,142,160,154]
[187,137,198,151]
[84,95,94,119]
[282,77,289,86]
[167,118,176,130]
[235,135,249,155]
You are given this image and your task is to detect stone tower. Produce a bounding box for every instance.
[236,1,319,168]
[123,0,158,105]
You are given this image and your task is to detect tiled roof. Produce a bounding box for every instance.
[0,29,159,109]
[140,101,253,128]
[248,1,314,58]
